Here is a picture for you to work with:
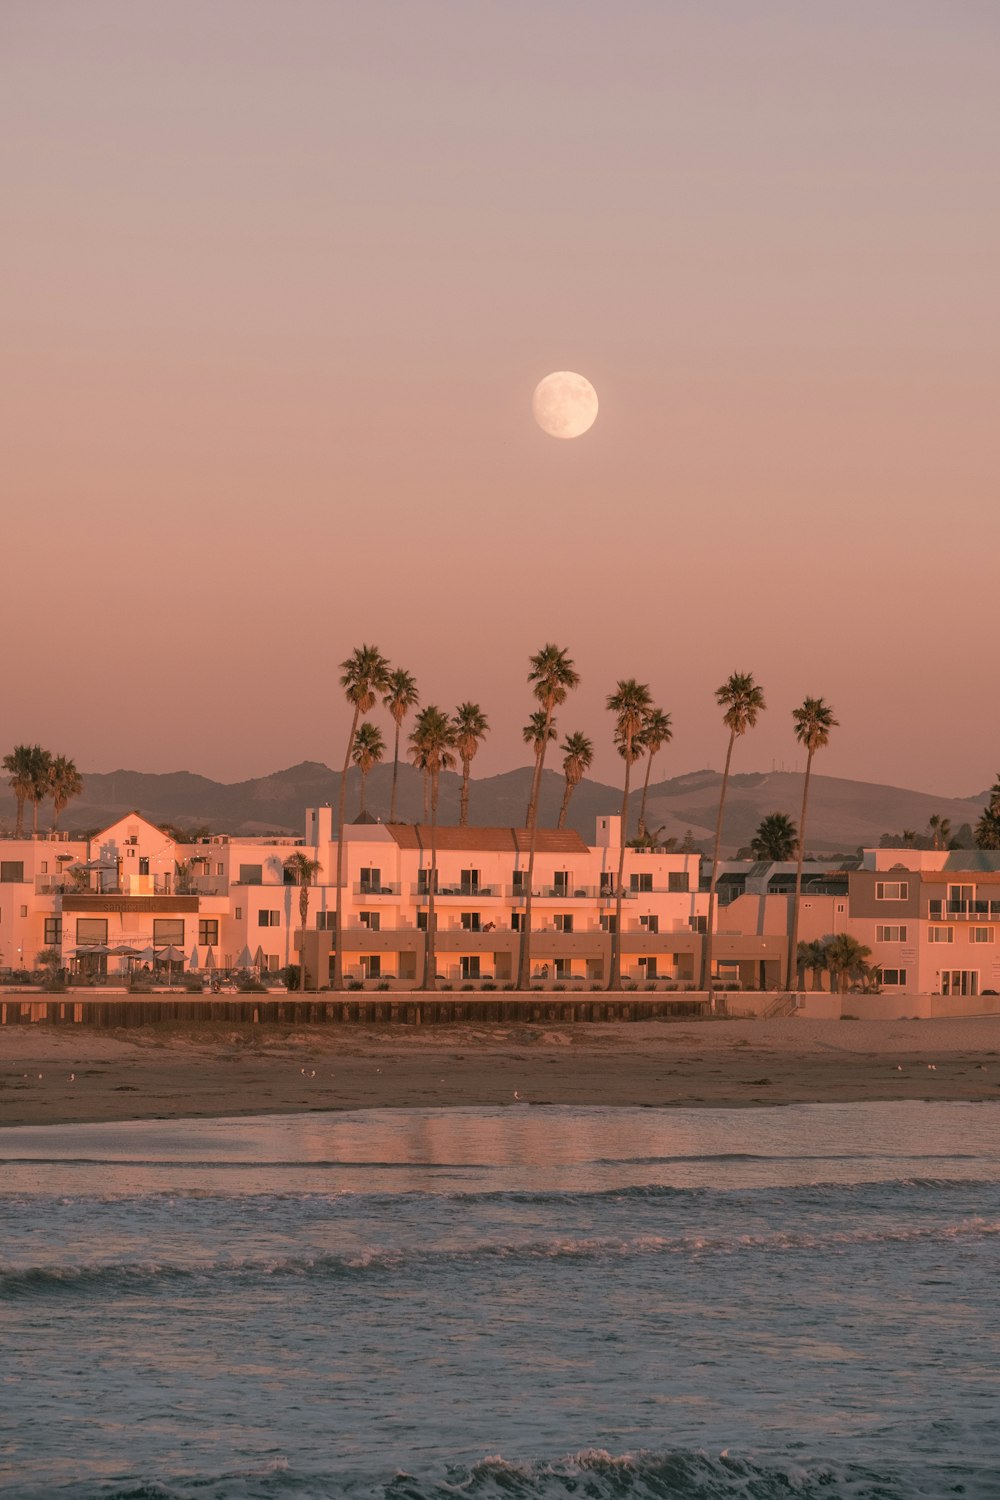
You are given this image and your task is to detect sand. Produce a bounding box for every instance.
[2,1016,1000,1127]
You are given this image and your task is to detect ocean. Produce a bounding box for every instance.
[1,1101,998,1500]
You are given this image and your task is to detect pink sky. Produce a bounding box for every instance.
[3,2,998,796]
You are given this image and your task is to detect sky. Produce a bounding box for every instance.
[3,1,998,796]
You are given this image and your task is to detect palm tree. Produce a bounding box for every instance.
[517,645,579,990]
[351,721,385,817]
[283,851,323,991]
[927,814,952,851]
[48,755,83,833]
[751,812,798,862]
[824,933,872,994]
[26,747,52,836]
[334,645,391,990]
[636,708,672,840]
[701,673,767,999]
[409,706,456,991]
[976,776,1000,850]
[453,703,489,827]
[797,939,828,992]
[787,697,839,989]
[557,732,594,830]
[382,669,419,823]
[3,745,41,837]
[522,709,557,807]
[607,679,652,990]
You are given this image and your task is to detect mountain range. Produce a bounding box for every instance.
[0,761,989,855]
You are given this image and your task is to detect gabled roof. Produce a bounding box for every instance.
[386,824,590,854]
[942,851,1000,873]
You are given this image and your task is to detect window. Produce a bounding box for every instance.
[460,869,480,895]
[970,927,995,944]
[689,915,708,934]
[362,954,381,979]
[601,914,617,933]
[880,969,907,987]
[138,857,149,875]
[948,884,974,905]
[554,913,574,933]
[668,872,689,893]
[599,873,614,896]
[316,911,335,929]
[928,927,954,944]
[553,871,569,896]
[639,915,659,934]
[216,863,224,877]
[360,867,381,893]
[44,917,62,946]
[417,869,438,895]
[630,873,653,893]
[511,911,525,932]
[257,910,281,927]
[20,906,27,918]
[461,912,481,931]
[553,958,571,979]
[941,970,979,997]
[239,864,263,885]
[876,925,907,943]
[417,911,438,931]
[0,862,24,883]
[41,861,48,875]
[199,919,219,946]
[360,911,381,931]
[876,881,908,900]
[638,956,658,978]
[461,955,481,980]
[76,918,108,944]
[512,870,526,895]
[153,918,184,946]
[235,906,242,920]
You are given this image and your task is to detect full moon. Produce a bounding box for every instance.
[532,371,599,439]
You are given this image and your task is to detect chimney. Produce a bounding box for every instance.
[595,815,621,849]
[306,806,334,846]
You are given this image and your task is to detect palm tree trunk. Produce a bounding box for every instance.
[52,798,62,834]
[517,714,554,989]
[786,750,815,989]
[359,769,368,818]
[424,770,439,990]
[637,751,655,840]
[389,721,401,823]
[333,706,360,992]
[607,752,633,990]
[460,757,470,827]
[423,770,430,822]
[31,798,39,836]
[300,884,310,993]
[557,776,573,830]
[701,730,737,1006]
[525,747,545,829]
[14,794,25,838]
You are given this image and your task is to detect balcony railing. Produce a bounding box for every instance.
[355,882,401,897]
[411,883,501,899]
[928,899,1000,921]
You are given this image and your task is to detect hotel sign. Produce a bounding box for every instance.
[61,896,200,913]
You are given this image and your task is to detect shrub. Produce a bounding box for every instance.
[626,982,639,992]
[238,979,268,993]
[441,983,454,991]
[644,982,657,991]
[279,964,301,992]
[553,982,566,991]
[590,982,602,991]
[184,978,204,993]
[530,984,543,992]
[375,980,391,991]
[481,981,497,991]
[461,983,474,991]
[502,982,517,991]
[129,983,153,995]
[348,979,364,992]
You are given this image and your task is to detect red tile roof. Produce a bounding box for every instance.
[386,825,590,854]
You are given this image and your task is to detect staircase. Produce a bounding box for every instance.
[763,992,800,1019]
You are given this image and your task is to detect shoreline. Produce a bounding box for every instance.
[3,1016,1000,1128]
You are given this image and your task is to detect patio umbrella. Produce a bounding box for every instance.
[189,944,200,971]
[235,945,253,969]
[108,943,140,976]
[157,944,186,986]
[203,946,217,969]
[136,946,157,963]
[253,945,266,973]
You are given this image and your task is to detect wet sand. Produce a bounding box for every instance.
[2,1016,1000,1126]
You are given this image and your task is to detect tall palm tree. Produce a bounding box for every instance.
[3,745,41,837]
[927,814,952,851]
[27,748,52,836]
[636,708,672,840]
[557,732,594,830]
[382,669,419,823]
[787,697,839,988]
[48,755,83,833]
[283,851,323,991]
[606,680,652,990]
[824,933,871,994]
[797,939,828,992]
[522,709,557,807]
[409,706,456,991]
[701,672,767,999]
[517,645,579,990]
[751,812,798,862]
[334,645,391,990]
[351,722,385,818]
[976,775,1000,850]
[453,702,489,827]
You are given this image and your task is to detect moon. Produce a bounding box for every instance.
[532,371,599,439]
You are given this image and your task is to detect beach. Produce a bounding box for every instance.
[2,1014,1000,1127]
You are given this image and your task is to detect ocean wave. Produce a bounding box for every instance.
[5,1219,1000,1298]
[9,1446,1000,1500]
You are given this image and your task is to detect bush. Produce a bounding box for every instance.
[530,984,543,992]
[238,979,269,993]
[441,983,454,991]
[461,983,474,991]
[626,982,639,992]
[128,983,153,995]
[348,979,364,992]
[502,982,517,991]
[279,964,301,992]
[184,978,204,993]
[553,982,566,992]
[644,982,658,991]
[590,983,602,991]
[375,980,391,991]
[481,981,497,991]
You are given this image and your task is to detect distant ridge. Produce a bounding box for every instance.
[0,760,989,855]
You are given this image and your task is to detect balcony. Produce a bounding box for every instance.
[354,882,401,897]
[411,883,501,899]
[928,899,1000,921]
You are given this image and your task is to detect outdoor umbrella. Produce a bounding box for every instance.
[253,945,266,973]
[108,943,140,976]
[189,944,200,971]
[203,947,217,969]
[235,945,253,969]
[157,944,186,986]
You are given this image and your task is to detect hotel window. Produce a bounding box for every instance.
[198,919,219,946]
[689,915,708,934]
[554,913,574,933]
[0,862,24,883]
[601,914,617,933]
[417,869,438,895]
[460,869,480,895]
[216,863,224,877]
[153,918,185,945]
[360,911,381,931]
[875,881,908,901]
[928,927,954,943]
[553,958,571,979]
[461,912,481,931]
[970,927,995,944]
[599,873,614,896]
[640,915,659,934]
[239,864,263,886]
[361,954,381,979]
[638,956,658,978]
[948,885,974,906]
[876,925,907,943]
[41,861,48,875]
[20,906,27,917]
[417,911,438,931]
[630,873,653,893]
[668,872,689,893]
[316,911,335,929]
[511,911,525,932]
[139,857,149,875]
[76,918,108,945]
[461,955,481,980]
[257,910,281,927]
[359,867,381,893]
[235,907,242,919]
[552,871,569,896]
[880,969,907,987]
[44,917,62,946]
[512,871,526,895]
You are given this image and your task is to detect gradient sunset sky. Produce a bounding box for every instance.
[4,2,998,795]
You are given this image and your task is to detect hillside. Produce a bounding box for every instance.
[0,760,988,854]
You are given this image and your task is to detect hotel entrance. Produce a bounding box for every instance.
[941,970,979,997]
